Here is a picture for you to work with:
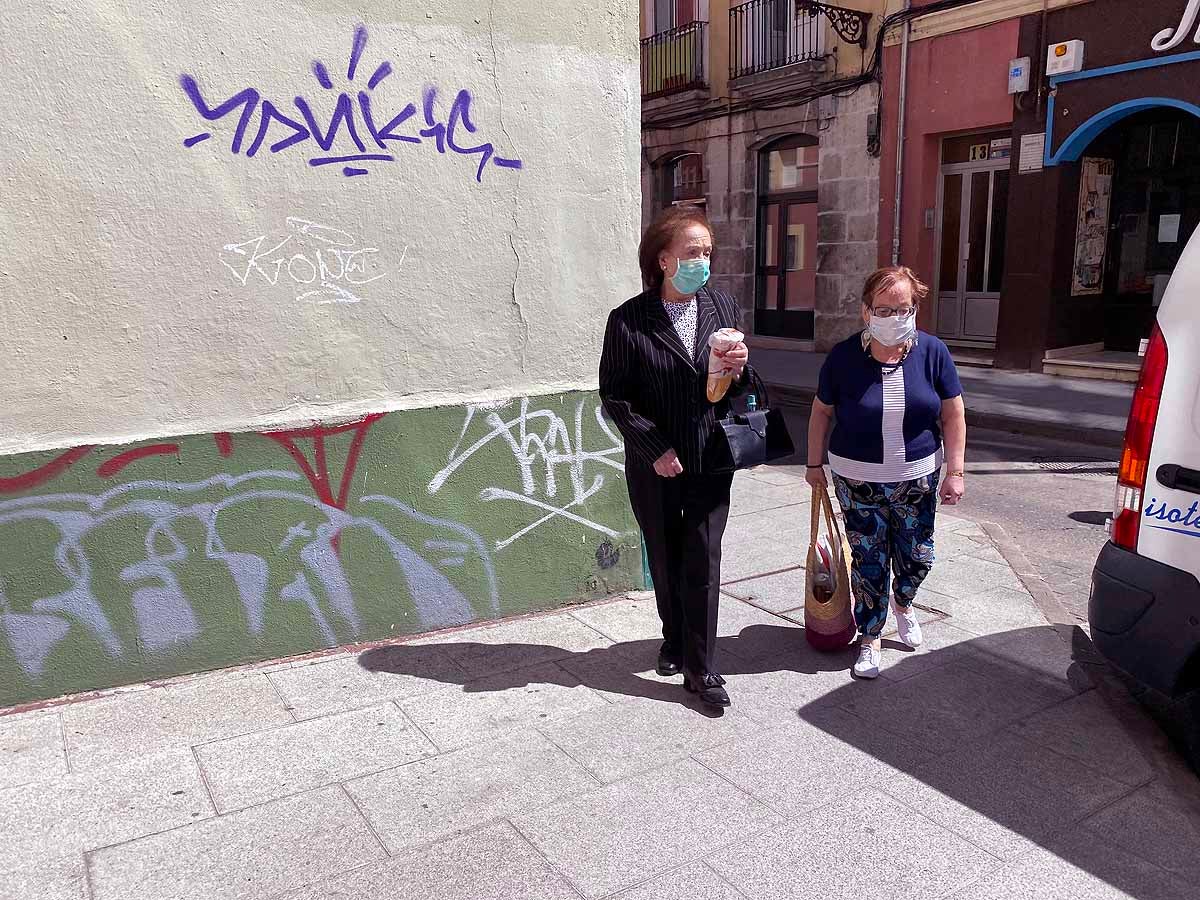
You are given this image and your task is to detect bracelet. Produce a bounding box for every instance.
[947,470,965,478]
[806,464,824,469]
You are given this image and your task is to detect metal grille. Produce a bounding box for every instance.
[641,21,708,99]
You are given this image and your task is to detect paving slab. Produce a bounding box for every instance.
[0,748,211,858]
[921,583,1053,636]
[87,786,384,900]
[343,729,596,854]
[948,829,1192,900]
[874,620,980,683]
[612,864,745,900]
[719,534,799,582]
[837,657,1068,756]
[1010,690,1156,788]
[399,661,609,752]
[722,652,856,724]
[196,702,436,812]
[0,709,67,789]
[1080,781,1200,883]
[720,569,807,614]
[268,645,465,720]
[964,624,1095,695]
[879,730,1135,861]
[920,552,1026,599]
[512,757,779,898]
[408,612,613,678]
[0,851,87,900]
[695,707,920,819]
[276,821,578,900]
[716,596,808,664]
[62,671,291,769]
[710,789,1000,900]
[537,695,761,783]
[569,595,666,645]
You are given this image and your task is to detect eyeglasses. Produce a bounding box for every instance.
[871,306,915,319]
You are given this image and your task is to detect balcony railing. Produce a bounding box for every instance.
[641,21,708,99]
[730,0,870,80]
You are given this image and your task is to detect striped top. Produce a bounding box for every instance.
[818,330,962,484]
[827,364,944,481]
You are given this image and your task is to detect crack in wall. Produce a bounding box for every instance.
[488,0,528,372]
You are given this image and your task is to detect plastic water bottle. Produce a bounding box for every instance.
[746,393,758,412]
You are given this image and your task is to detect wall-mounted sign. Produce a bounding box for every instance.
[1008,57,1031,94]
[1153,1,1200,52]
[1046,39,1085,75]
[990,138,1012,160]
[1019,132,1045,173]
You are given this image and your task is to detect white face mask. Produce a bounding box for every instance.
[868,312,917,347]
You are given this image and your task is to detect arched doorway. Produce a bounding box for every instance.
[755,135,818,340]
[1059,105,1200,351]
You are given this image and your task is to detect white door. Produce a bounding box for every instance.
[935,162,1010,342]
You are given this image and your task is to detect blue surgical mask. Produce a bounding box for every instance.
[669,257,710,296]
[869,312,917,347]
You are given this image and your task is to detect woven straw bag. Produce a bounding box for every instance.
[804,485,857,651]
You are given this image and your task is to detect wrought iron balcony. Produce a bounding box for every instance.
[641,21,708,100]
[730,0,870,80]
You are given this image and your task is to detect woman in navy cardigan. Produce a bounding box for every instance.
[805,266,967,679]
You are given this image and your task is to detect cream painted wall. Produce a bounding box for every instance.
[0,1,642,455]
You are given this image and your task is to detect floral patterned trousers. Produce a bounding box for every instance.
[832,473,940,639]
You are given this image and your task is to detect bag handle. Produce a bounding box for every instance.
[809,484,846,548]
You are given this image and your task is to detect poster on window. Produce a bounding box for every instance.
[1071,157,1115,296]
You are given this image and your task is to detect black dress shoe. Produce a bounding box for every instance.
[684,672,731,707]
[656,645,681,677]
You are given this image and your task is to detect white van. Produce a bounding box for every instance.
[1090,227,1200,703]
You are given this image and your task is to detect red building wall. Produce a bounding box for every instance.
[877,19,1018,330]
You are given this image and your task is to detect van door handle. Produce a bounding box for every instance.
[1156,464,1200,495]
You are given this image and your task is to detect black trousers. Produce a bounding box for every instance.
[625,465,734,679]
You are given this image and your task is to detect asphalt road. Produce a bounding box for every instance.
[771,404,1119,624]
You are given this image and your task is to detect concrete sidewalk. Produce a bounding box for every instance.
[3,467,1199,900]
[751,347,1135,448]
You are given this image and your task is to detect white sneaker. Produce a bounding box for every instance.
[853,640,881,679]
[894,605,924,649]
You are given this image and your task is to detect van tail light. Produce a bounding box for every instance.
[1112,324,1168,552]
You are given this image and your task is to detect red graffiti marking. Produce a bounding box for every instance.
[97,444,181,478]
[215,433,234,457]
[261,414,383,510]
[0,446,94,494]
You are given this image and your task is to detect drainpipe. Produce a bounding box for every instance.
[891,1,912,266]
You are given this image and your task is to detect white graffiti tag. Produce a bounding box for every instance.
[429,399,626,551]
[0,472,495,678]
[220,216,405,305]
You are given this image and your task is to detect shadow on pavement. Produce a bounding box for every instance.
[360,620,1200,896]
[795,624,1200,898]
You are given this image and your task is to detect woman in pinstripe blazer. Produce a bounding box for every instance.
[599,206,750,709]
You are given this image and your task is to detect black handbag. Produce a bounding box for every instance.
[705,365,795,473]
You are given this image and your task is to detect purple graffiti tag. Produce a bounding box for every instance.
[178,25,523,181]
[179,75,259,155]
[313,61,333,90]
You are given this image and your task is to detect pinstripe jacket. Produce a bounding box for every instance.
[599,285,748,474]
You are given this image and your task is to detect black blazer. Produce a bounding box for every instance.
[599,285,748,474]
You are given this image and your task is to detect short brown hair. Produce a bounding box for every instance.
[639,206,713,290]
[861,266,930,308]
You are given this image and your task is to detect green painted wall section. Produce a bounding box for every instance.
[0,393,640,708]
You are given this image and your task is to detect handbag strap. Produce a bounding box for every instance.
[809,484,846,548]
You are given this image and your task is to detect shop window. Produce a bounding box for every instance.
[755,134,818,340]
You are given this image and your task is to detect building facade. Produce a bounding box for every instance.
[0,4,643,707]
[880,0,1200,374]
[640,1,887,351]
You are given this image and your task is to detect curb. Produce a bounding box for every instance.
[764,382,1125,448]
